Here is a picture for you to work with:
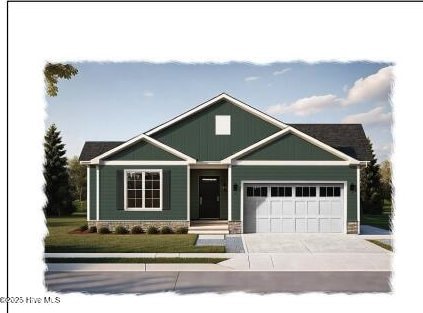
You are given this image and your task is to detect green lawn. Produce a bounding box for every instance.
[45,257,227,264]
[361,199,393,231]
[367,240,393,252]
[45,216,225,253]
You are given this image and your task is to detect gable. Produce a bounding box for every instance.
[240,133,343,161]
[151,99,281,161]
[104,139,184,161]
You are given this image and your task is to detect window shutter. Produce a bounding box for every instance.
[116,170,124,210]
[162,170,171,210]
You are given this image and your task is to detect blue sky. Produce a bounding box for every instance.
[46,62,393,162]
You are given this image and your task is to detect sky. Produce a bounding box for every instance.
[46,62,393,162]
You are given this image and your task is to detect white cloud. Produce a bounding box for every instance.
[273,68,291,76]
[374,143,393,162]
[266,94,340,116]
[143,91,154,97]
[244,76,260,82]
[342,84,349,92]
[343,66,393,106]
[342,106,392,126]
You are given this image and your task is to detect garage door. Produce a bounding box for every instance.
[244,183,344,233]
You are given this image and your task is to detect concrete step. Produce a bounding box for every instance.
[188,229,230,235]
[190,220,228,225]
[189,225,229,231]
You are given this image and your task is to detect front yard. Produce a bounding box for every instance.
[45,216,225,253]
[361,200,393,231]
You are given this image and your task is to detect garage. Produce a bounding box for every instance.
[243,183,345,233]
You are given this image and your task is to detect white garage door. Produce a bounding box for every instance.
[244,183,344,233]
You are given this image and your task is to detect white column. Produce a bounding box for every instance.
[228,165,232,221]
[187,165,190,221]
[96,166,100,221]
[86,166,90,221]
[357,166,361,234]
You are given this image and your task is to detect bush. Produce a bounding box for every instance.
[98,226,111,234]
[147,226,159,234]
[160,226,173,234]
[88,226,97,233]
[131,226,144,234]
[176,227,188,234]
[79,224,88,232]
[115,225,129,234]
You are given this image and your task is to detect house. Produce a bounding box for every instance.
[79,93,371,234]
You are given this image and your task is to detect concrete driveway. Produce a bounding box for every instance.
[242,233,389,254]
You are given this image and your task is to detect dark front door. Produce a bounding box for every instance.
[199,176,220,219]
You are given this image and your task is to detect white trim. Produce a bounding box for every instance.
[232,160,353,166]
[223,126,360,164]
[96,166,99,221]
[190,162,229,169]
[87,166,90,221]
[80,161,91,165]
[187,165,190,222]
[145,93,288,136]
[240,180,348,234]
[228,165,232,221]
[90,134,196,164]
[101,161,188,166]
[123,169,163,211]
[357,166,361,235]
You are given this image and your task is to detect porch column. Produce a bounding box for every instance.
[228,165,232,221]
[96,165,100,221]
[87,166,90,221]
[187,165,190,221]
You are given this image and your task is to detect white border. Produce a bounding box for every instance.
[123,169,163,211]
[145,93,288,136]
[357,166,361,235]
[240,180,348,234]
[96,166,100,221]
[86,166,90,221]
[187,165,191,221]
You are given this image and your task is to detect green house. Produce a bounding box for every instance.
[80,93,371,234]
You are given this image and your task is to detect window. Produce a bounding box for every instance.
[215,115,231,135]
[271,186,292,197]
[320,186,341,197]
[247,186,267,197]
[295,186,316,197]
[125,169,162,210]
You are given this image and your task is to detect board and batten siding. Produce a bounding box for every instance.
[240,133,342,161]
[104,140,183,161]
[89,166,97,220]
[231,165,359,221]
[190,169,228,220]
[152,99,281,161]
[98,165,187,220]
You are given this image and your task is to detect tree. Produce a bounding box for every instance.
[44,62,78,96]
[379,160,392,201]
[43,124,75,216]
[360,138,384,215]
[68,156,87,202]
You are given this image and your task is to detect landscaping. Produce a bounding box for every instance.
[367,240,393,252]
[45,216,225,253]
[361,200,392,231]
[45,257,227,264]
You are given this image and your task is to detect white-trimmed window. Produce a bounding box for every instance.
[124,169,162,210]
[215,115,231,135]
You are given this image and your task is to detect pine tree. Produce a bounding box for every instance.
[43,124,75,216]
[360,138,384,215]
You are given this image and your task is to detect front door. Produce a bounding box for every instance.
[199,176,220,219]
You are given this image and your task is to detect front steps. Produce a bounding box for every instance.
[188,220,229,235]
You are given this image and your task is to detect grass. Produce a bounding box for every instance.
[45,215,225,253]
[367,240,393,252]
[361,199,393,231]
[45,257,227,264]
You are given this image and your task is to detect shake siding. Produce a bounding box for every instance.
[231,166,358,221]
[89,166,97,220]
[240,133,342,160]
[152,99,281,161]
[99,165,187,220]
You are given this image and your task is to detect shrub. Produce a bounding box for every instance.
[88,226,97,233]
[79,224,88,232]
[115,225,129,234]
[131,226,144,234]
[98,226,111,234]
[160,226,173,234]
[176,227,188,234]
[147,226,159,234]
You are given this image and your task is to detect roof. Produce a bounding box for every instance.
[79,141,123,162]
[290,124,372,161]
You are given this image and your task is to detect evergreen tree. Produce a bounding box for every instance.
[43,124,75,216]
[360,138,384,214]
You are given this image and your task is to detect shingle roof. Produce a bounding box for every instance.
[79,141,124,161]
[79,124,372,162]
[290,124,372,161]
